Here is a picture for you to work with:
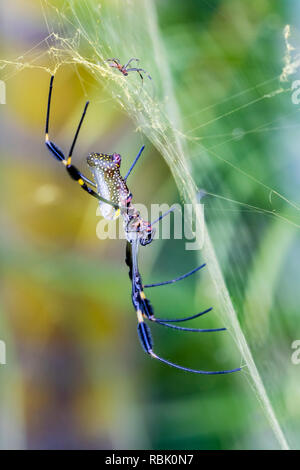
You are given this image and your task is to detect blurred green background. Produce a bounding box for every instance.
[0,0,299,450]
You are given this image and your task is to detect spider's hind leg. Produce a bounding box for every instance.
[136,311,239,375]
[143,263,206,289]
[151,307,213,324]
[124,58,140,68]
[126,67,152,81]
[141,264,228,331]
[127,242,240,374]
[139,292,225,333]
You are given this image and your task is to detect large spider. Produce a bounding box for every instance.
[106,57,152,82]
[44,75,240,375]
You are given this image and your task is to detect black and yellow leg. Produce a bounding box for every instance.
[128,239,241,374]
[136,310,153,355]
[139,289,225,333]
[64,162,119,208]
[126,242,219,332]
[136,309,240,375]
[44,75,120,210]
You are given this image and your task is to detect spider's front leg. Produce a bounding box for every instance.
[44,75,120,210]
[124,58,140,69]
[106,58,120,64]
[105,58,121,69]
[126,67,152,81]
[45,76,66,163]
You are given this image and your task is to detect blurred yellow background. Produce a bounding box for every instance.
[0,0,300,450]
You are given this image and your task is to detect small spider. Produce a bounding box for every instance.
[106,57,152,82]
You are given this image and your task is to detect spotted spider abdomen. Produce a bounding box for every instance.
[87,152,130,220]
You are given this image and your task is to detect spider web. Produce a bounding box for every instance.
[2,0,300,450]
